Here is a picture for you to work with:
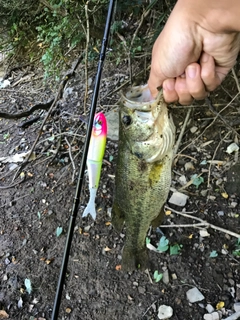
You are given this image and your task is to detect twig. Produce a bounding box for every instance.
[164,205,240,239]
[205,97,240,139]
[178,172,203,191]
[179,93,240,154]
[0,193,30,208]
[232,67,240,93]
[173,108,191,157]
[207,131,230,188]
[65,137,76,183]
[12,55,83,182]
[141,300,157,318]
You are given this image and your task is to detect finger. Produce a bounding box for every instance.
[147,70,162,98]
[185,63,208,100]
[174,76,193,105]
[200,53,224,91]
[162,79,179,103]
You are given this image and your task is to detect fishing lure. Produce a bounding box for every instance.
[82,112,107,219]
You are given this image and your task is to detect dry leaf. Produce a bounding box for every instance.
[216,301,225,310]
[221,192,228,199]
[115,265,121,271]
[45,258,54,265]
[104,246,111,252]
[105,221,111,226]
[27,172,33,177]
[165,210,171,216]
[188,234,193,239]
[0,310,9,319]
[65,308,71,314]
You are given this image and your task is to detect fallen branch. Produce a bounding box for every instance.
[11,55,84,182]
[0,99,54,119]
[164,205,240,239]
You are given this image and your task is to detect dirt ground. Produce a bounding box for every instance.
[0,55,240,320]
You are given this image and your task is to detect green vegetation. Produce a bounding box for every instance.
[0,0,172,79]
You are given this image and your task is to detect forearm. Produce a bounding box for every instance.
[177,0,240,32]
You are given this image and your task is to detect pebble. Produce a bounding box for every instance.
[169,191,188,207]
[206,304,215,313]
[217,211,224,216]
[190,126,198,133]
[234,302,240,312]
[158,305,173,319]
[138,286,145,294]
[203,313,220,320]
[162,269,169,285]
[186,287,205,303]
[184,161,195,171]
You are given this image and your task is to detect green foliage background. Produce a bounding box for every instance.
[0,0,175,78]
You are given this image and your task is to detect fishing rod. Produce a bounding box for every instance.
[51,1,115,318]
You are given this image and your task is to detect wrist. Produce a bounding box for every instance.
[177,0,240,32]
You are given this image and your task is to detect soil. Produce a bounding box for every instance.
[0,57,239,320]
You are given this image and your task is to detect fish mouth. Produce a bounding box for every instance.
[123,84,160,111]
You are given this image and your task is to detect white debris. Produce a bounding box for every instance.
[184,161,195,171]
[0,79,10,88]
[0,151,36,163]
[190,126,198,133]
[203,312,221,320]
[158,305,173,319]
[186,287,205,303]
[226,142,239,154]
[199,229,210,237]
[178,175,187,185]
[169,192,188,207]
[206,304,215,313]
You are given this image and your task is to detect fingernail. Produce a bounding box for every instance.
[201,53,209,63]
[187,66,197,79]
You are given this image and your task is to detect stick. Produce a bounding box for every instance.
[164,205,240,239]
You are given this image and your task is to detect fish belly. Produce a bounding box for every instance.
[112,127,173,271]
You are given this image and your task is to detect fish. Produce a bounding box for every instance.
[111,84,175,271]
[82,112,107,220]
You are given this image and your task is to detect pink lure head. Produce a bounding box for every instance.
[92,112,107,138]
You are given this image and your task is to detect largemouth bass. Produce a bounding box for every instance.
[112,84,175,271]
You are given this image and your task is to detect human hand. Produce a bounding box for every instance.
[148,0,240,105]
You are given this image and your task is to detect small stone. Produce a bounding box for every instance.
[230,202,238,208]
[186,287,205,303]
[158,305,173,319]
[234,302,240,312]
[206,304,215,313]
[211,312,220,320]
[169,192,188,207]
[162,269,169,285]
[3,274,8,281]
[217,211,224,216]
[190,126,198,133]
[133,281,138,287]
[204,314,213,320]
[185,162,195,171]
[138,286,145,294]
[178,175,187,186]
[171,273,177,280]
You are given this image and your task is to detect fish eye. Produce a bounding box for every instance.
[122,115,132,126]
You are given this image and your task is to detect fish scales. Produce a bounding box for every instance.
[112,84,175,271]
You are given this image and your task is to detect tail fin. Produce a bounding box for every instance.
[82,188,97,220]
